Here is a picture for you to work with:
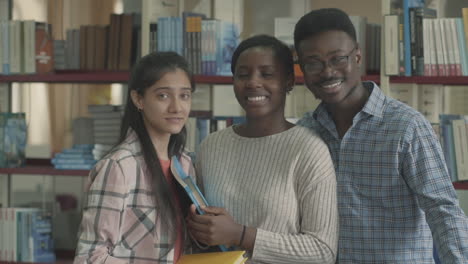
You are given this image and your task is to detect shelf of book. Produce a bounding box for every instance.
[3,159,468,191]
[0,158,88,176]
[0,71,235,84]
[0,71,382,85]
[390,76,468,85]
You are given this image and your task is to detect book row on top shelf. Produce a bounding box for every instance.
[382,1,468,77]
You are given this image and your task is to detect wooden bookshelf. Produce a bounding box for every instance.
[0,159,88,177]
[0,71,236,84]
[453,181,468,191]
[390,76,468,85]
[3,159,468,191]
[0,260,73,264]
[0,71,382,85]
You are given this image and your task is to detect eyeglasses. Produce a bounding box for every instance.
[302,47,357,74]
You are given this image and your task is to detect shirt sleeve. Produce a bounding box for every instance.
[252,140,338,264]
[74,158,128,264]
[402,116,468,263]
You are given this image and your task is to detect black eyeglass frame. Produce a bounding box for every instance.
[301,46,357,75]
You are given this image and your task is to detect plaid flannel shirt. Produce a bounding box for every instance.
[298,82,468,263]
[74,130,195,264]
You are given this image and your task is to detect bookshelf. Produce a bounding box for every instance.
[4,160,468,190]
[0,71,383,85]
[0,71,235,84]
[1,0,468,263]
[390,76,468,85]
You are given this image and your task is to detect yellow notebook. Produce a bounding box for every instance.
[177,251,248,264]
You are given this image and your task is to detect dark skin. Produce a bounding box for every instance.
[187,46,295,251]
[298,30,369,138]
[233,47,295,137]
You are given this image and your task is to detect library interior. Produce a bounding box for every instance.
[0,0,468,263]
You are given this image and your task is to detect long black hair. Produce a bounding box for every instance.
[119,51,195,253]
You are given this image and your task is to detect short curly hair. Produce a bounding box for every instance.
[231,34,294,78]
[294,8,356,51]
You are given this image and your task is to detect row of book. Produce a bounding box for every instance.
[389,84,468,182]
[154,12,239,76]
[2,11,240,76]
[0,208,56,263]
[52,104,123,170]
[383,1,468,76]
[0,20,53,75]
[390,84,468,123]
[51,144,96,170]
[55,13,139,71]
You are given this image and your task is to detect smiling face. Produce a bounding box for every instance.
[297,30,363,106]
[131,68,192,140]
[233,46,293,120]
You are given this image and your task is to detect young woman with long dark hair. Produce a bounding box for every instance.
[74,51,195,264]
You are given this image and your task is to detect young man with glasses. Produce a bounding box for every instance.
[294,8,468,263]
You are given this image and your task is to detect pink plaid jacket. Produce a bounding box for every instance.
[74,130,195,264]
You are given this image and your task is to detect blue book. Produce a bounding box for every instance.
[30,211,55,263]
[170,156,229,252]
[51,158,96,165]
[54,163,94,170]
[439,114,462,181]
[215,21,239,76]
[455,18,468,76]
[54,152,94,160]
[403,0,425,76]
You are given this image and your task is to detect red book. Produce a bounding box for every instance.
[35,22,54,74]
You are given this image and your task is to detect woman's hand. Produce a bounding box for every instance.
[187,204,243,247]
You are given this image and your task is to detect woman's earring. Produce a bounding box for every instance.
[138,108,142,113]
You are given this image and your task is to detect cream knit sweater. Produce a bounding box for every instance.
[195,125,338,264]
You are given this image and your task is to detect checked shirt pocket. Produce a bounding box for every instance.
[121,207,156,249]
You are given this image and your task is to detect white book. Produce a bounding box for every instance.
[448,18,461,76]
[439,19,450,76]
[452,119,468,181]
[0,20,9,74]
[418,84,443,123]
[433,19,445,76]
[442,19,456,76]
[428,19,438,76]
[22,20,35,74]
[389,83,419,109]
[384,15,399,75]
[422,18,431,76]
[8,20,21,74]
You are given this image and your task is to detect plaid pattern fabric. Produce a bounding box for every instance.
[298,82,468,263]
[74,130,195,264]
